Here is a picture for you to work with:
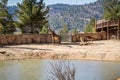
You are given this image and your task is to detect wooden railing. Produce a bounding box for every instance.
[96,20,119,29]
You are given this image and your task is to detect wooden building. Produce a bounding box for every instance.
[96,19,120,40]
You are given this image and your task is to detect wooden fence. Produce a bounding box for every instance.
[96,20,119,29]
[0,34,52,45]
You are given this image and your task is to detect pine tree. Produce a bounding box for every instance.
[0,0,16,34]
[40,26,48,34]
[40,23,49,34]
[84,19,95,33]
[16,0,49,34]
[63,23,69,35]
[59,23,69,36]
[103,0,120,20]
[72,28,78,35]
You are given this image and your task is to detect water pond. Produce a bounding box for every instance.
[0,59,120,80]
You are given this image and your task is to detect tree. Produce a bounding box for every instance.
[40,23,48,34]
[0,24,3,34]
[72,28,78,35]
[58,29,63,35]
[84,19,95,33]
[63,23,69,35]
[40,26,48,34]
[0,0,16,34]
[59,23,69,35]
[16,0,49,34]
[103,0,120,20]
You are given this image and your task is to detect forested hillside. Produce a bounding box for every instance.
[8,0,104,32]
[49,0,104,32]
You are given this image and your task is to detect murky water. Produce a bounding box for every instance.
[0,59,120,80]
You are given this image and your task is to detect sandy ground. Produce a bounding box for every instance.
[0,40,120,61]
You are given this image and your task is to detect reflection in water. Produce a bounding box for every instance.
[0,59,120,80]
[48,60,76,80]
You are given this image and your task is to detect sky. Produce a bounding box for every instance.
[8,0,97,6]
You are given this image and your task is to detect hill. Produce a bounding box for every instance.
[48,0,104,32]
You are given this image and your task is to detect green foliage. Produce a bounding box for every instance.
[0,24,3,34]
[58,29,63,35]
[0,0,16,34]
[84,19,95,33]
[72,28,78,35]
[40,26,47,34]
[103,0,120,20]
[16,0,49,34]
[59,23,69,35]
[40,25,48,34]
[63,23,69,34]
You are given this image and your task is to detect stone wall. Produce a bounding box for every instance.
[0,34,52,45]
[72,31,107,42]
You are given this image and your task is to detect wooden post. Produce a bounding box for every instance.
[117,20,120,40]
[107,21,109,40]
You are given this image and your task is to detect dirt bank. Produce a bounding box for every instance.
[0,40,120,61]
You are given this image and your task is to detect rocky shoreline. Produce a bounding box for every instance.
[0,40,120,62]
